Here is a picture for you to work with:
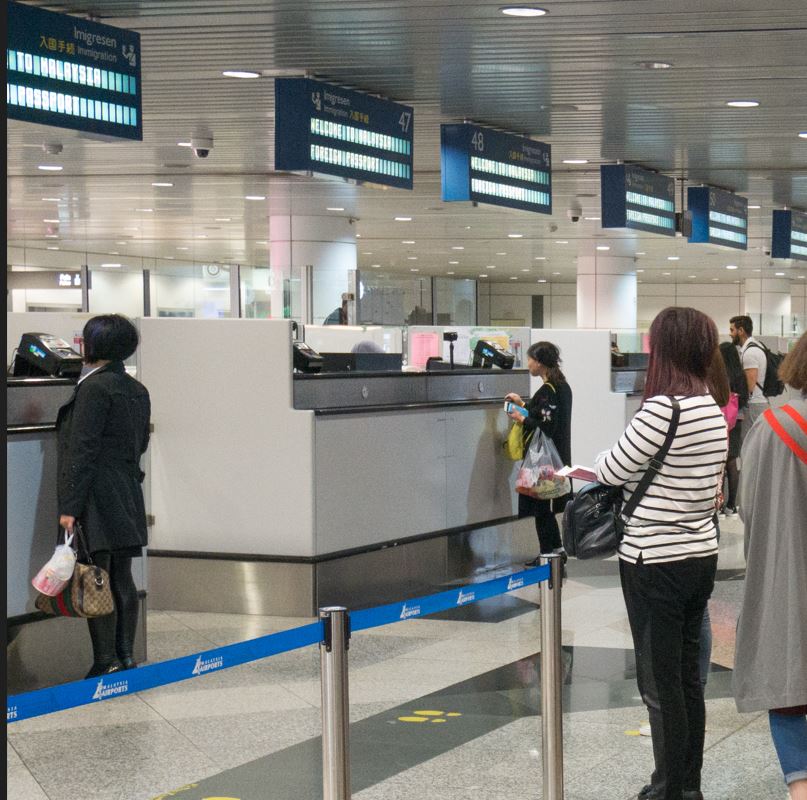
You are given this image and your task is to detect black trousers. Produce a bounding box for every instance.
[518,493,566,554]
[86,551,139,666]
[620,554,717,800]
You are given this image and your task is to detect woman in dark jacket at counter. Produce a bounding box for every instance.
[505,341,573,565]
[57,314,151,678]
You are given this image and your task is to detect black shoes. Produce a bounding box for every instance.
[637,785,704,800]
[118,657,138,670]
[85,661,123,679]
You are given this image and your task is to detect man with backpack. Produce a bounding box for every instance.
[729,315,784,434]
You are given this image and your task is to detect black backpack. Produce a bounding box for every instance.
[746,341,785,397]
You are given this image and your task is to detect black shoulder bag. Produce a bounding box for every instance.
[562,398,681,560]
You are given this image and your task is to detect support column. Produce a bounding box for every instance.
[744,277,791,337]
[269,215,357,324]
[576,255,637,331]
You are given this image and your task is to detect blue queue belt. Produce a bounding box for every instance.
[7,564,550,724]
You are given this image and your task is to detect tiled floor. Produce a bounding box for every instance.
[7,517,789,800]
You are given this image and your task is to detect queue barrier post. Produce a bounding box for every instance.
[540,553,565,800]
[319,606,352,800]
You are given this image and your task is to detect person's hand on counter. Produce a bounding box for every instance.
[505,392,523,405]
[59,514,75,533]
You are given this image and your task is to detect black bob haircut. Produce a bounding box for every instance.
[82,314,139,363]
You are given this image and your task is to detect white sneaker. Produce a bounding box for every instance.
[639,722,652,737]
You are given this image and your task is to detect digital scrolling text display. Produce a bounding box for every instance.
[688,186,748,251]
[601,164,676,236]
[275,77,414,190]
[7,0,142,140]
[441,124,552,214]
[772,209,807,262]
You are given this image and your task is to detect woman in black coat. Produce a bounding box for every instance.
[505,341,573,565]
[57,315,151,677]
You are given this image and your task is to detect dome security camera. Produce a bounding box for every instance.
[567,205,582,223]
[191,134,213,158]
[43,142,63,155]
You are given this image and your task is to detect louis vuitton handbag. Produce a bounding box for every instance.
[35,523,114,618]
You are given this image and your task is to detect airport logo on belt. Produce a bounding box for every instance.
[7,706,18,721]
[507,575,524,591]
[92,677,129,701]
[400,602,421,620]
[192,654,224,676]
[456,589,475,606]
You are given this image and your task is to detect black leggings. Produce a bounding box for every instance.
[86,552,139,666]
[533,502,563,554]
[725,456,740,510]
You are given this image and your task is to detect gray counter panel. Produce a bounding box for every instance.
[7,379,74,427]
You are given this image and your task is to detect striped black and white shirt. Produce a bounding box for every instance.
[595,394,727,564]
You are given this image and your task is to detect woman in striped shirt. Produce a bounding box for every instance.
[596,307,727,800]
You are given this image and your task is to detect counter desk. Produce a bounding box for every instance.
[141,318,536,616]
[6,378,148,693]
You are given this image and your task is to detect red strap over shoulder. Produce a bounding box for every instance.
[763,405,807,466]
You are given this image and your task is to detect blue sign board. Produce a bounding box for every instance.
[440,124,552,214]
[688,186,748,250]
[601,164,676,236]
[274,78,413,190]
[771,209,807,262]
[7,0,142,140]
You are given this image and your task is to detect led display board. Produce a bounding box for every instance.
[440,123,552,214]
[687,186,748,250]
[771,209,807,262]
[274,77,413,190]
[7,0,142,140]
[601,164,676,236]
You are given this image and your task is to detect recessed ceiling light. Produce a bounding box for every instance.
[43,218,59,223]
[748,204,761,209]
[452,246,465,250]
[726,264,738,270]
[562,159,588,165]
[585,216,600,221]
[667,256,680,261]
[449,260,459,265]
[355,233,361,237]
[636,251,646,256]
[136,208,154,213]
[798,275,806,279]
[662,271,671,276]
[510,276,519,280]
[521,268,530,272]
[479,274,488,278]
[256,240,268,245]
[486,265,497,269]
[408,256,418,260]
[108,251,120,255]
[496,252,507,256]
[371,264,381,268]
[534,256,546,260]
[402,240,416,244]
[712,278,720,281]
[196,234,208,239]
[327,207,345,211]
[447,271,455,275]
[394,216,412,221]
[552,271,561,276]
[151,182,173,187]
[101,263,121,268]
[116,241,128,245]
[753,268,761,272]
[688,274,697,278]
[245,195,265,200]
[500,6,548,16]
[176,246,189,250]
[555,240,569,244]
[177,141,193,147]
[38,165,63,171]
[508,233,523,238]
[635,61,673,70]
[775,272,786,276]
[42,197,61,202]
[410,268,419,272]
[636,269,645,273]
[362,251,374,255]
[164,256,175,260]
[222,70,260,79]
[596,245,610,251]
[215,217,232,222]
[726,100,759,108]
[799,132,807,139]
[45,234,59,238]
[46,246,59,250]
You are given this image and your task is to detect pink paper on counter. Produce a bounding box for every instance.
[410,332,441,368]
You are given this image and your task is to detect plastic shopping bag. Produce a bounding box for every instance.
[31,531,77,597]
[515,430,571,500]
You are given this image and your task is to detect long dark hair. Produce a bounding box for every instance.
[719,341,748,407]
[643,307,717,401]
[527,341,566,386]
[707,348,731,407]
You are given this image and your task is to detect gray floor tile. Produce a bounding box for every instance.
[7,764,51,800]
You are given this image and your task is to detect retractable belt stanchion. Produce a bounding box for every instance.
[320,606,352,800]
[540,553,565,800]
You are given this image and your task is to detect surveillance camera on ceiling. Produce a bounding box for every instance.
[191,134,213,158]
[567,205,582,223]
[43,142,63,155]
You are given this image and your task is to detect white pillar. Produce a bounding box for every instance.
[269,215,358,324]
[744,277,791,337]
[576,255,637,331]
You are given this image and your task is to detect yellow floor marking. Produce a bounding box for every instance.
[412,710,444,716]
[624,730,641,736]
[398,716,429,723]
[446,712,462,717]
[430,719,447,723]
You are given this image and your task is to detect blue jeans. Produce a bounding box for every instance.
[769,711,807,785]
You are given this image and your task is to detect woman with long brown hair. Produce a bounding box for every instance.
[596,307,727,800]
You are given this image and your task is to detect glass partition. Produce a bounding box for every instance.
[433,277,477,325]
[357,271,433,326]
